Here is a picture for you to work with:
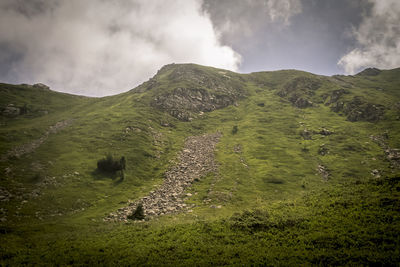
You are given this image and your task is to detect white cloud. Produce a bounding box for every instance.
[0,0,241,96]
[338,0,400,74]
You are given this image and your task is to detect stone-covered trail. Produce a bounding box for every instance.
[105,132,222,222]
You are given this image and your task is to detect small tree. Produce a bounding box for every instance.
[128,203,145,220]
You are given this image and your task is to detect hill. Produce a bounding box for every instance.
[1,64,400,265]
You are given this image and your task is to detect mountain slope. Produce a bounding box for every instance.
[1,64,400,265]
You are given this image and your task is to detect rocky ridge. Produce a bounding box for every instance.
[105,132,222,222]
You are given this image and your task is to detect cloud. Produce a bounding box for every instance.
[202,0,302,42]
[0,0,241,96]
[338,0,400,74]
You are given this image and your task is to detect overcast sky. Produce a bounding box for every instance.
[0,0,399,96]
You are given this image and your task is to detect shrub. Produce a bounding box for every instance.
[232,125,238,135]
[128,203,145,220]
[97,155,126,173]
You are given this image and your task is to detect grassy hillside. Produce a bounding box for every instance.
[1,65,399,265]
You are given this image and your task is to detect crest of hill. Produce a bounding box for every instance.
[130,63,247,121]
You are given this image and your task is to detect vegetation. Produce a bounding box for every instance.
[127,203,145,220]
[97,155,126,174]
[0,65,399,265]
[231,125,238,134]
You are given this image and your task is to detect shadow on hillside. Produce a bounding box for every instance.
[91,169,124,184]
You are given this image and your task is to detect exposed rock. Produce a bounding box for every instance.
[385,148,400,168]
[292,96,313,108]
[2,104,20,117]
[136,64,246,121]
[370,134,400,168]
[371,169,381,178]
[300,129,313,140]
[125,126,142,133]
[105,132,222,222]
[318,128,333,136]
[32,83,50,90]
[330,101,345,113]
[233,144,242,153]
[277,76,321,108]
[331,96,385,122]
[318,144,329,156]
[152,88,239,121]
[344,97,385,122]
[317,164,329,180]
[325,89,349,105]
[0,187,12,202]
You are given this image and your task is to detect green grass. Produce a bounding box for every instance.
[1,64,399,265]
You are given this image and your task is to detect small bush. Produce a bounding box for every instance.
[232,125,238,135]
[128,203,145,220]
[97,155,126,173]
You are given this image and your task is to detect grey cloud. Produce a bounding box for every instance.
[0,0,240,96]
[203,0,302,43]
[338,0,400,74]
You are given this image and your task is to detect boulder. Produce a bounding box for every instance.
[2,104,20,117]
[318,128,333,136]
[300,129,312,140]
[33,83,50,90]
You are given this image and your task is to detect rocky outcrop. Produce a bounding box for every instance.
[324,89,349,105]
[140,64,246,121]
[1,104,20,117]
[32,83,50,90]
[300,128,333,140]
[277,76,321,108]
[327,92,385,122]
[300,129,313,140]
[317,164,329,180]
[152,88,238,121]
[370,134,400,168]
[105,132,222,222]
[342,96,385,122]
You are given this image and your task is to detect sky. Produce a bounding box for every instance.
[0,0,399,96]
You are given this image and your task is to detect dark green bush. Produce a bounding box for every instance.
[232,125,238,135]
[97,155,126,173]
[128,203,145,220]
